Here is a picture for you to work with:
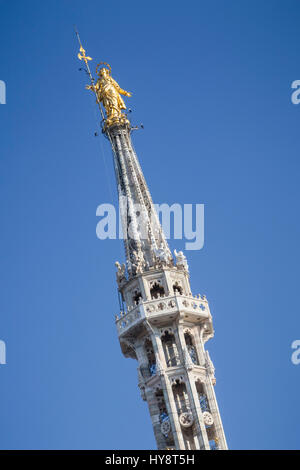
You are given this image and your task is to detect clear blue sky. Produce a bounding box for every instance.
[0,0,300,450]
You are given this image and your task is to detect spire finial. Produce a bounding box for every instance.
[75,27,105,121]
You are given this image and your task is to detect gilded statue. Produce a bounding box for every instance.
[86,63,131,127]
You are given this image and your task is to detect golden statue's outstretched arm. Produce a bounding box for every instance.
[111,77,132,97]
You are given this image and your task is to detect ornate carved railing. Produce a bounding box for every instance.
[115,293,210,335]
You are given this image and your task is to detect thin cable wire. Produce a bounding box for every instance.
[91,100,115,202]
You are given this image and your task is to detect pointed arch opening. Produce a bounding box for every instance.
[161,330,180,367]
[184,332,199,365]
[172,381,190,415]
[155,389,175,446]
[195,380,219,448]
[133,289,142,305]
[173,281,183,295]
[144,338,156,376]
[196,381,210,412]
[150,281,165,299]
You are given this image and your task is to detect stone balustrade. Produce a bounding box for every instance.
[115,293,210,335]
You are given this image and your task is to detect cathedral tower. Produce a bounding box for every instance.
[78,43,228,450]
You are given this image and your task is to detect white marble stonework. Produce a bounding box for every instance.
[107,122,227,450]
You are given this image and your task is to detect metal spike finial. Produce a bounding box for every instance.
[74,27,105,121]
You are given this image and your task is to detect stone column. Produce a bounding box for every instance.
[198,326,228,450]
[160,374,186,450]
[144,385,166,450]
[176,323,208,450]
[203,376,228,449]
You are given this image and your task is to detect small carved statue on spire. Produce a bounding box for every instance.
[154,242,170,267]
[131,249,145,275]
[115,261,126,285]
[174,249,189,271]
